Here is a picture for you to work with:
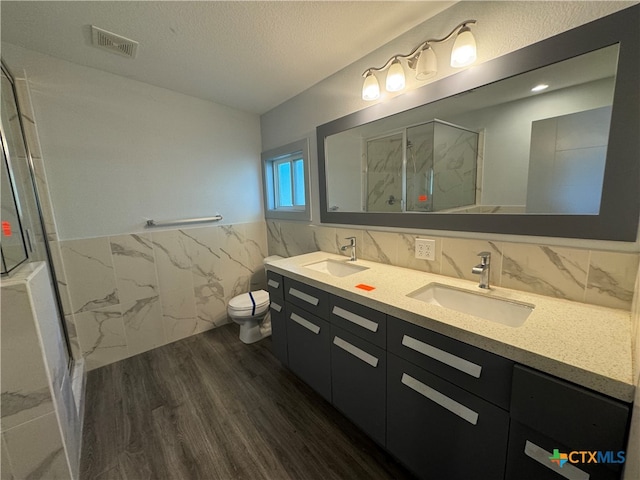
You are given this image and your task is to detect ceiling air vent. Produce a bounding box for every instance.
[90,25,138,58]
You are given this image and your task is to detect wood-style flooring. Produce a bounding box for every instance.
[80,323,415,479]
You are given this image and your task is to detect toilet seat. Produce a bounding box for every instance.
[228,290,269,318]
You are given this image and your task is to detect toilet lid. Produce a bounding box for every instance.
[228,290,269,312]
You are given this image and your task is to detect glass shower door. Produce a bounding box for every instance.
[365,133,404,212]
[1,62,72,367]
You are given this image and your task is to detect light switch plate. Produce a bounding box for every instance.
[415,238,436,260]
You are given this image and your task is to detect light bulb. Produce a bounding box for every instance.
[362,72,380,101]
[451,26,477,68]
[386,59,405,92]
[415,46,437,80]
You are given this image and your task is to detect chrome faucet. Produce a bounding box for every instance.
[340,236,357,261]
[472,252,491,289]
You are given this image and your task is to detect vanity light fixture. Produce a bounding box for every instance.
[531,84,549,92]
[361,20,477,101]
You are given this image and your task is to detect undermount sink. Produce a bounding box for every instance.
[407,283,534,327]
[304,259,369,277]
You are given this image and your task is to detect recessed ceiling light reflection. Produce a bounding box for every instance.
[531,84,549,92]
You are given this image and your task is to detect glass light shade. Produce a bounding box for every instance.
[415,46,437,80]
[450,26,477,68]
[362,72,380,101]
[386,60,405,92]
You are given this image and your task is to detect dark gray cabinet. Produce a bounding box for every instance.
[284,277,329,318]
[267,271,288,365]
[387,353,510,480]
[330,325,386,446]
[330,296,386,348]
[267,271,631,480]
[285,303,332,401]
[388,316,513,410]
[268,299,288,365]
[506,365,630,480]
[266,270,284,302]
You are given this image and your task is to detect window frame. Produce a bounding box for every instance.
[262,138,311,221]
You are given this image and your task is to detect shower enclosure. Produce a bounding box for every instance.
[365,119,479,213]
[0,61,72,363]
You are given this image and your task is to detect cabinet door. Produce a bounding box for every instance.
[511,365,630,456]
[331,325,386,446]
[285,303,331,401]
[506,421,620,480]
[269,299,287,365]
[387,353,510,480]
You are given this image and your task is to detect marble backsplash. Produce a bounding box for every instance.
[266,220,639,311]
[51,221,268,371]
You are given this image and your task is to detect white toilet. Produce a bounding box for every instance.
[227,255,282,344]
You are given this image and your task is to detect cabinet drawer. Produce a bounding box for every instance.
[511,365,630,457]
[285,303,331,401]
[506,421,621,480]
[284,277,329,318]
[388,316,513,409]
[266,271,284,302]
[330,295,386,348]
[387,353,509,480]
[331,325,386,446]
[269,299,287,365]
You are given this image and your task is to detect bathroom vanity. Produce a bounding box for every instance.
[265,252,633,480]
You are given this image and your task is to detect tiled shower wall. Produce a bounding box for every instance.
[50,222,268,371]
[267,220,639,311]
[1,264,78,479]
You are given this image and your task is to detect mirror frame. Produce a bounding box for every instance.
[317,5,639,241]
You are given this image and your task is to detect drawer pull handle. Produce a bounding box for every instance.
[332,306,379,332]
[289,288,319,306]
[401,373,478,425]
[402,335,482,378]
[333,336,379,367]
[267,279,280,289]
[290,312,320,334]
[524,441,590,480]
[270,302,282,312]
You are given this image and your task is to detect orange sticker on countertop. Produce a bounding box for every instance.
[355,284,375,291]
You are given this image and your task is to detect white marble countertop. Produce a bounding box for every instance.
[266,251,634,403]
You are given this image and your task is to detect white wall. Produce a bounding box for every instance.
[3,43,262,240]
[448,78,614,206]
[260,0,637,250]
[325,131,362,211]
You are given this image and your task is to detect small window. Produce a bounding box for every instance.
[262,139,310,221]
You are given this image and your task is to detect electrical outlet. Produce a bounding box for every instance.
[415,238,436,261]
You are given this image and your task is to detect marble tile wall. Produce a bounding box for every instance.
[9,76,270,375]
[622,262,640,480]
[365,134,403,213]
[267,220,639,311]
[56,221,268,371]
[1,262,78,479]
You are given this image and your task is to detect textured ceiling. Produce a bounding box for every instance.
[1,1,454,114]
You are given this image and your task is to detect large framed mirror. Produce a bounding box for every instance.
[317,5,639,241]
